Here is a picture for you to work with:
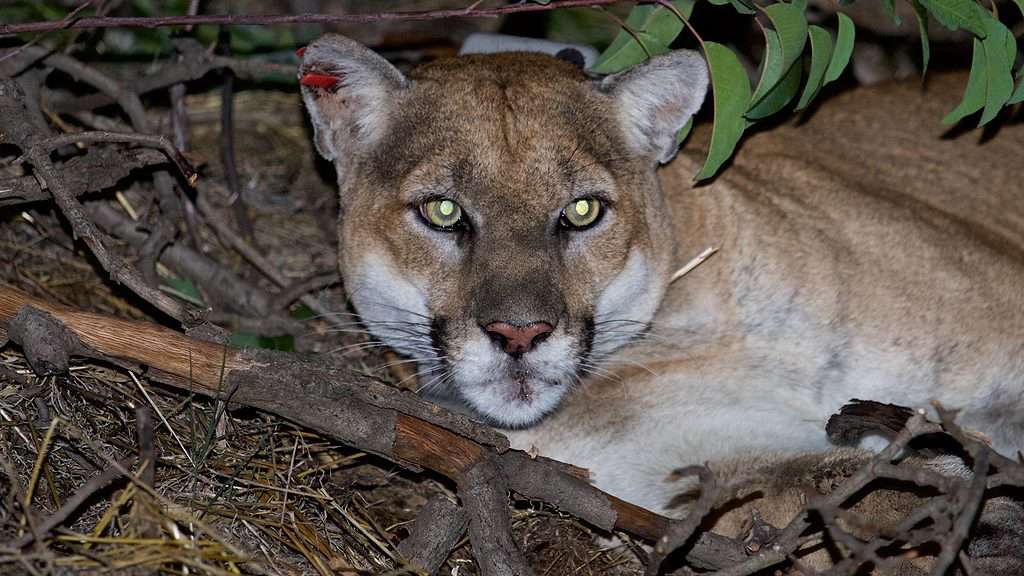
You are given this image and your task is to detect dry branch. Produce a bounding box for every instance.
[0,148,166,208]
[396,495,468,574]
[0,1,624,37]
[0,285,732,567]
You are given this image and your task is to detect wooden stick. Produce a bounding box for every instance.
[0,285,686,546]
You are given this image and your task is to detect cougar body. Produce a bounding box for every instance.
[507,72,1024,510]
[298,36,1024,515]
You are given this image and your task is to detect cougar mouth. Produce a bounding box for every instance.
[377,311,599,428]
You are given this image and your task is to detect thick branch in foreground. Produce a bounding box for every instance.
[0,285,749,570]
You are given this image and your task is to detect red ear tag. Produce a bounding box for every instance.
[295,46,306,57]
[300,73,340,89]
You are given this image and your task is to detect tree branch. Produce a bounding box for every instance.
[0,285,698,554]
[0,1,625,37]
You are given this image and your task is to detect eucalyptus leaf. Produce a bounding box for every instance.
[1009,73,1024,105]
[729,0,758,14]
[880,0,902,25]
[763,3,808,85]
[230,332,295,352]
[647,0,696,41]
[749,4,807,110]
[594,30,672,73]
[943,38,987,124]
[824,13,855,84]
[591,5,658,73]
[916,0,987,37]
[707,0,757,14]
[547,7,624,48]
[676,117,695,145]
[751,28,785,107]
[796,25,834,110]
[746,55,802,119]
[161,276,205,307]
[697,42,752,181]
[590,0,695,74]
[911,0,931,77]
[978,18,1015,125]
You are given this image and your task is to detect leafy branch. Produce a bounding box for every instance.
[594,0,1024,179]
[4,0,1022,180]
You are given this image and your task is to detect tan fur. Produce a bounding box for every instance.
[507,72,1024,507]
[300,36,1024,567]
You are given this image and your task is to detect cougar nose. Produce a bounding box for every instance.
[484,321,554,357]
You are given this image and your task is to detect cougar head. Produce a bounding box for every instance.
[300,35,707,427]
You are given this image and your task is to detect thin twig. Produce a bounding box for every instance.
[196,199,342,326]
[647,465,718,575]
[26,131,197,186]
[25,145,191,323]
[268,272,340,311]
[7,458,133,549]
[0,1,624,37]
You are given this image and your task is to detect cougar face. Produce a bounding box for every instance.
[300,36,707,427]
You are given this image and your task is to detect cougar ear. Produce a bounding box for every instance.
[299,34,409,167]
[600,50,708,164]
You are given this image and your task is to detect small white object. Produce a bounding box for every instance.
[669,246,718,283]
[459,33,599,68]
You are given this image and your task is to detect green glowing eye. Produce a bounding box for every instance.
[561,198,602,229]
[420,198,463,229]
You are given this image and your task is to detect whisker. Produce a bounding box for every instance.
[376,355,446,371]
[396,364,444,389]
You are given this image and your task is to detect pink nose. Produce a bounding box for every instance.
[484,321,554,356]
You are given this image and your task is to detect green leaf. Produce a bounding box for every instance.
[161,276,205,306]
[546,7,624,48]
[592,6,660,73]
[647,0,696,42]
[910,0,931,77]
[750,28,786,108]
[229,332,295,352]
[696,42,752,181]
[1001,20,1018,73]
[762,3,808,89]
[824,13,855,84]
[708,0,756,14]
[978,17,1015,125]
[728,0,758,15]
[593,30,671,73]
[676,118,695,145]
[289,304,316,321]
[943,38,987,124]
[591,0,695,73]
[796,25,835,110]
[880,0,902,25]
[916,0,987,37]
[746,53,802,119]
[1009,73,1024,105]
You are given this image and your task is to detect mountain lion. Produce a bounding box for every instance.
[297,34,1023,523]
